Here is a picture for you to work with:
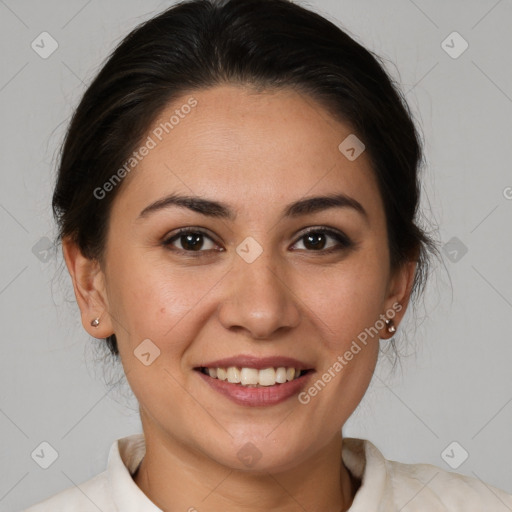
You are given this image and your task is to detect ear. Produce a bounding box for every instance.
[380,255,418,339]
[62,237,114,339]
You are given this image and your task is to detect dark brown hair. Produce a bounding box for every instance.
[52,0,440,358]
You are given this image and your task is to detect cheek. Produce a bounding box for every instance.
[105,253,194,344]
[303,257,389,345]
[106,250,228,367]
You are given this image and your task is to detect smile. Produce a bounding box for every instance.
[198,366,310,387]
[195,366,314,406]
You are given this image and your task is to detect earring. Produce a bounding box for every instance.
[91,317,100,327]
[385,318,396,333]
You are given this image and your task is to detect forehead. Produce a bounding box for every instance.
[113,85,384,225]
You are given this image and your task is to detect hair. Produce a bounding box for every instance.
[52,0,440,360]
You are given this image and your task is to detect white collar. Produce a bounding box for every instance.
[107,433,393,511]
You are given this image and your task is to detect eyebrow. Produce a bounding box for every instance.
[137,192,368,223]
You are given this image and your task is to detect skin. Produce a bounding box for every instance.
[63,85,417,511]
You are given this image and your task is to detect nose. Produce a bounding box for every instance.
[217,248,301,339]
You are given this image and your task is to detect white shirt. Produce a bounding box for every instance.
[24,433,512,511]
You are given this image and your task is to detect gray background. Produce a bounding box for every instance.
[1,0,511,510]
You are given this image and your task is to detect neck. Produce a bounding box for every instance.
[133,429,358,512]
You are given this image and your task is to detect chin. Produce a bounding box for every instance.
[207,432,315,474]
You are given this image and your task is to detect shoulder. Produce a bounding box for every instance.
[22,433,149,512]
[22,471,113,512]
[386,458,512,511]
[343,438,512,511]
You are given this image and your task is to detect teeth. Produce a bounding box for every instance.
[202,366,305,386]
[227,366,241,383]
[241,367,259,385]
[258,368,277,386]
[275,367,287,384]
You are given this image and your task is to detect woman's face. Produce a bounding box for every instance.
[67,85,414,472]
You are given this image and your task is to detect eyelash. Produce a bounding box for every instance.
[162,226,353,256]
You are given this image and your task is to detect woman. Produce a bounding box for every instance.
[25,0,512,510]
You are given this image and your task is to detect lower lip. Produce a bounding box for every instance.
[196,370,313,407]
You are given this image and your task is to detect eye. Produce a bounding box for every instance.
[162,228,221,253]
[291,227,353,253]
[162,226,353,256]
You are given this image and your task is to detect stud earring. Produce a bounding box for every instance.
[91,318,100,327]
[385,318,396,333]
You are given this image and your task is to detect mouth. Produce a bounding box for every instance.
[195,366,313,387]
[193,357,315,406]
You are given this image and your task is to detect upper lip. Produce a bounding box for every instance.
[196,355,314,371]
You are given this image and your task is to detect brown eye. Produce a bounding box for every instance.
[163,229,219,253]
[292,228,353,253]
